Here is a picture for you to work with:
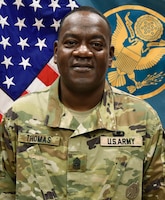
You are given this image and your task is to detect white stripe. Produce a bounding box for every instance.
[0,89,14,114]
[26,77,47,93]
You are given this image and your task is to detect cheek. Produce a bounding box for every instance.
[56,55,69,74]
[97,53,109,67]
[56,49,72,63]
[56,51,65,66]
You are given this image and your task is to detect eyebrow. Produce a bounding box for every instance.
[62,33,78,39]
[61,33,107,42]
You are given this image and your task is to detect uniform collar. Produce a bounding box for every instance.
[46,77,117,134]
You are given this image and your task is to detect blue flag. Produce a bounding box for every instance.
[0,0,79,121]
[77,0,165,127]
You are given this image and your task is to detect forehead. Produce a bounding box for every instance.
[59,11,110,39]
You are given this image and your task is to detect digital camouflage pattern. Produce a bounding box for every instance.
[0,77,164,200]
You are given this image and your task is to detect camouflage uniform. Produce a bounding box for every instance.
[0,77,164,200]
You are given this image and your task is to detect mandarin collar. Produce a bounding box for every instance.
[46,78,117,133]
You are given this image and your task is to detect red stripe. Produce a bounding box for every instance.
[37,64,59,86]
[0,114,2,123]
[21,90,29,96]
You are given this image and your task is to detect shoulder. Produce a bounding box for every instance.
[108,85,161,125]
[3,86,51,123]
[12,86,50,109]
[111,85,154,109]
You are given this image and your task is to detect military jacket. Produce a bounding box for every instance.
[0,78,164,200]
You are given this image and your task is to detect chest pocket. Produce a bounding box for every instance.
[67,134,144,200]
[27,145,58,200]
[17,134,61,200]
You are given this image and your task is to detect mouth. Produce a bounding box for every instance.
[72,63,93,72]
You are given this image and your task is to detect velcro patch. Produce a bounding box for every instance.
[18,134,61,146]
[100,136,142,146]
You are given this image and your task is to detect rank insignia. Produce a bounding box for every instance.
[68,152,87,172]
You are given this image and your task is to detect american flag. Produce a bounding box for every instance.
[0,0,79,122]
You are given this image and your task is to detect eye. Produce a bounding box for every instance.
[91,41,104,50]
[64,39,78,48]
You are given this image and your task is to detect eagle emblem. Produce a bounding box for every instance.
[106,9,165,96]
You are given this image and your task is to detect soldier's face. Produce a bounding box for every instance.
[54,11,114,93]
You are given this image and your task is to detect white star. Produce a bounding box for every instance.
[51,19,61,31]
[0,15,9,29]
[66,0,79,10]
[13,0,25,10]
[35,38,47,51]
[0,36,11,50]
[48,0,61,12]
[0,0,7,9]
[1,56,13,69]
[3,76,15,89]
[17,37,30,50]
[14,17,27,31]
[19,57,31,70]
[33,18,45,31]
[30,0,42,12]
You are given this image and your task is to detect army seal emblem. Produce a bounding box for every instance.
[104,5,165,99]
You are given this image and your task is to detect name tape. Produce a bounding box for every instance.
[100,136,143,146]
[18,134,61,146]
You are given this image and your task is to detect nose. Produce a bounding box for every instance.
[73,43,93,57]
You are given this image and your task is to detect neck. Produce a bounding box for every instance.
[59,83,104,111]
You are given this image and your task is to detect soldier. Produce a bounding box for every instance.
[0,6,164,200]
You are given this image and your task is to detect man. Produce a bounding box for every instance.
[0,6,164,200]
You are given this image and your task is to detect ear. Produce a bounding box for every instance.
[54,40,58,64]
[108,45,114,68]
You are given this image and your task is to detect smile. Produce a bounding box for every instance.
[72,66,93,72]
[72,63,93,72]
